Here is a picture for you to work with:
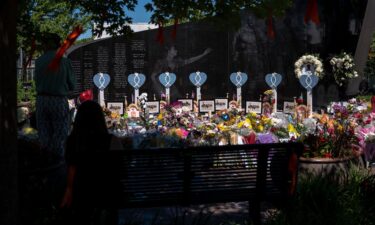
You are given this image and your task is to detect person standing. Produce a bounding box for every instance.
[35,33,76,162]
[61,100,121,224]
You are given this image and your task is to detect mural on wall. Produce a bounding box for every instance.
[149,45,212,98]
[68,0,366,107]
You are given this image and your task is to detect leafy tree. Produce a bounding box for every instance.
[17,0,138,54]
[145,0,293,29]
[18,0,294,51]
[17,0,138,80]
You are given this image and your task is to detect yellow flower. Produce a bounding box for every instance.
[218,123,229,131]
[157,113,163,120]
[249,112,257,118]
[288,124,300,137]
[261,116,271,125]
[258,125,264,132]
[110,112,119,119]
[237,121,244,128]
[337,124,343,133]
[244,118,252,128]
[23,127,36,135]
[264,89,274,95]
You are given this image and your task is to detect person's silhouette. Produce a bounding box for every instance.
[35,32,76,161]
[61,100,121,224]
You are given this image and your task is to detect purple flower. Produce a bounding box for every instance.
[257,133,277,144]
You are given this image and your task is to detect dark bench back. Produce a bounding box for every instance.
[99,142,303,208]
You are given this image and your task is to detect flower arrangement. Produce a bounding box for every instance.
[294,54,324,78]
[330,52,358,86]
[84,94,373,156]
[263,89,275,104]
[300,105,359,158]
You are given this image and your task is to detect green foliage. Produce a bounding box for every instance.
[145,0,293,29]
[364,33,375,91]
[365,33,375,76]
[17,0,91,54]
[17,80,36,111]
[17,0,294,53]
[357,95,373,102]
[17,80,26,104]
[266,166,375,225]
[17,0,137,54]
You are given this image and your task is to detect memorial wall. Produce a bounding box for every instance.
[68,0,365,107]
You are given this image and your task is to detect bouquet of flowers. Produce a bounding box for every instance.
[330,52,358,86]
[294,54,324,78]
[301,105,358,158]
[263,89,275,104]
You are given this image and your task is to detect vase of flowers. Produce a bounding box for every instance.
[298,103,363,175]
[330,52,358,99]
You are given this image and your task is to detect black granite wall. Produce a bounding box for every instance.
[68,0,366,107]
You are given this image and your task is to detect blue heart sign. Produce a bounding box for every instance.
[93,73,110,90]
[189,71,207,87]
[299,74,319,91]
[128,73,146,89]
[159,72,176,88]
[230,72,248,87]
[265,73,282,89]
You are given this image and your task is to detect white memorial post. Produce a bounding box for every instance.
[93,73,110,107]
[189,71,208,102]
[265,73,282,113]
[298,66,319,117]
[159,72,176,104]
[230,72,248,109]
[128,72,146,105]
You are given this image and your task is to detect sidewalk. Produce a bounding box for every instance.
[118,202,277,225]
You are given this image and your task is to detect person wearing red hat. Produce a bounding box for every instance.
[34,33,76,162]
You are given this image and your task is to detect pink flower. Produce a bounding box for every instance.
[175,128,189,139]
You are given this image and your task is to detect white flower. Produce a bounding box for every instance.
[330,53,357,85]
[295,54,324,78]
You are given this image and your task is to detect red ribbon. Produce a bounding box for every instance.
[24,37,36,70]
[371,96,375,113]
[304,0,320,25]
[243,132,256,144]
[79,89,93,103]
[156,22,164,45]
[267,13,275,39]
[171,18,178,40]
[48,26,83,71]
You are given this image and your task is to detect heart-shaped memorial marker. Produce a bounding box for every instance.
[93,73,110,90]
[159,72,176,88]
[189,71,207,87]
[265,73,282,89]
[230,72,248,87]
[299,74,319,91]
[128,73,146,89]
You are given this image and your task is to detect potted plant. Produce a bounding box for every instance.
[298,103,363,175]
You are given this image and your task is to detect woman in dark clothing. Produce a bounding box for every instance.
[61,100,120,225]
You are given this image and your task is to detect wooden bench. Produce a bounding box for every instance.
[86,142,303,224]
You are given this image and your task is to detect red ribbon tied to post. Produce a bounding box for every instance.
[304,0,320,25]
[48,26,83,71]
[267,13,275,39]
[171,18,179,40]
[156,22,164,45]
